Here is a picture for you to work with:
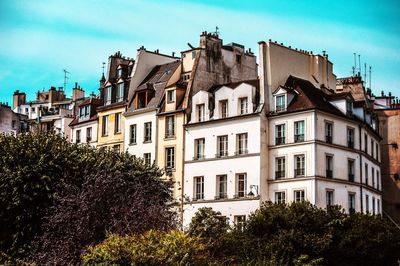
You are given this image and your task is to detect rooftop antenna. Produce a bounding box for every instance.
[102,62,106,76]
[63,69,70,91]
[353,53,356,77]
[364,63,367,87]
[369,66,372,90]
[358,54,361,76]
[214,26,220,36]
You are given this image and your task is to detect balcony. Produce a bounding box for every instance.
[275,137,285,145]
[326,170,333,178]
[347,141,354,149]
[216,151,228,158]
[348,174,354,182]
[294,134,304,143]
[234,149,248,156]
[275,170,285,179]
[325,135,332,144]
[294,168,305,177]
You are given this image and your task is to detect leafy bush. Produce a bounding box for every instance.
[82,230,209,266]
[0,132,175,264]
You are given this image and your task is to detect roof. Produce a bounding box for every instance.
[207,79,260,93]
[127,60,181,111]
[326,91,354,101]
[78,97,102,107]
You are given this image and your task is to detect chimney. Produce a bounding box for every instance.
[72,82,84,101]
[258,41,272,111]
[13,90,26,110]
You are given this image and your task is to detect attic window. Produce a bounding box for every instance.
[236,54,241,63]
[276,95,286,112]
[167,90,175,103]
[118,68,122,77]
[192,51,197,59]
[346,100,353,116]
[137,91,147,109]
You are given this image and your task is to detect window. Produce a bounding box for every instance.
[294,155,305,177]
[194,138,205,160]
[348,193,356,214]
[144,153,151,165]
[116,83,124,102]
[117,68,122,77]
[144,122,152,142]
[130,124,137,144]
[12,120,16,129]
[86,127,92,142]
[236,54,242,63]
[377,170,380,190]
[194,176,204,200]
[346,100,353,115]
[79,107,84,117]
[372,197,376,215]
[102,115,109,136]
[113,144,120,153]
[294,190,305,202]
[377,199,381,214]
[234,215,246,231]
[84,106,90,116]
[236,133,248,155]
[217,175,227,199]
[326,155,333,178]
[325,122,333,143]
[365,163,368,185]
[275,157,285,179]
[371,139,374,157]
[236,173,247,198]
[167,90,175,103]
[165,115,175,137]
[137,91,147,109]
[104,86,112,105]
[275,124,286,145]
[347,128,354,148]
[294,121,305,142]
[217,135,228,157]
[365,195,370,213]
[348,160,354,182]
[276,95,286,112]
[220,100,228,118]
[76,130,81,143]
[275,191,286,204]
[376,143,379,160]
[364,133,368,153]
[372,167,375,187]
[32,107,36,113]
[25,107,29,114]
[115,113,122,133]
[165,147,175,169]
[239,97,248,115]
[197,104,205,122]
[326,190,334,207]
[192,51,197,59]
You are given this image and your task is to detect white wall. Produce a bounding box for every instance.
[71,120,98,147]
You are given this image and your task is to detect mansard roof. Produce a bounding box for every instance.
[207,79,259,93]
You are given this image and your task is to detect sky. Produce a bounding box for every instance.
[0,0,399,106]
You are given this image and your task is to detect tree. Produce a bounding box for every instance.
[0,132,175,264]
[82,230,210,266]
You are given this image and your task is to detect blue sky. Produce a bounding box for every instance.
[0,0,399,105]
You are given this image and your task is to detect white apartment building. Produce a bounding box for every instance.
[69,97,101,147]
[267,75,382,214]
[124,48,180,160]
[183,80,264,227]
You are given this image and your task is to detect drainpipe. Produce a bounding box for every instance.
[359,124,363,213]
[181,111,186,229]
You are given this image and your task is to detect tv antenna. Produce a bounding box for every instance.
[102,62,106,76]
[63,69,70,91]
[214,26,220,36]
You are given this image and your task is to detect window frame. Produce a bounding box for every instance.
[165,147,175,170]
[144,122,152,142]
[236,173,247,198]
[194,176,204,200]
[130,124,137,144]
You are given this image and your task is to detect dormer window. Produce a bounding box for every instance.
[276,94,286,112]
[346,100,353,116]
[104,86,112,105]
[79,106,90,118]
[196,104,205,122]
[192,51,197,59]
[220,100,228,118]
[116,83,124,102]
[137,91,147,109]
[117,67,122,78]
[239,97,248,115]
[167,90,175,103]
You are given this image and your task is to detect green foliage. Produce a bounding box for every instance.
[0,132,174,264]
[188,207,229,240]
[82,230,210,266]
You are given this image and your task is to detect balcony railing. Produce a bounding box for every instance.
[348,141,354,149]
[216,151,228,158]
[275,170,285,179]
[294,168,305,177]
[235,149,248,155]
[348,174,354,182]
[325,135,332,144]
[275,137,285,145]
[294,134,304,142]
[326,170,333,178]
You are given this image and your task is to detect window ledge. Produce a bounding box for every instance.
[164,136,176,141]
[143,140,152,144]
[129,142,137,146]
